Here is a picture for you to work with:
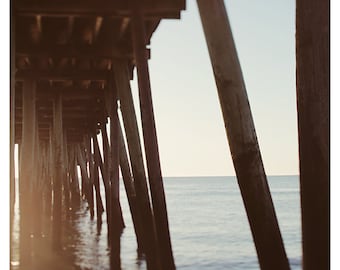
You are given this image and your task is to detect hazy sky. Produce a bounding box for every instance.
[130,0,298,176]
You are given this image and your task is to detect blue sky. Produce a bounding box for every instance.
[130,0,298,176]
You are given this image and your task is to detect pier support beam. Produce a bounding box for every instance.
[197,1,290,269]
[63,131,71,211]
[118,121,144,253]
[131,8,175,270]
[19,79,36,267]
[114,60,160,268]
[32,124,43,236]
[91,135,104,223]
[10,12,15,223]
[94,128,112,239]
[52,93,64,250]
[296,0,329,269]
[84,136,95,219]
[45,126,54,217]
[69,144,81,203]
[107,84,122,269]
[77,144,92,210]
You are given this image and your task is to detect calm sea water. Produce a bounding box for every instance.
[11,175,302,270]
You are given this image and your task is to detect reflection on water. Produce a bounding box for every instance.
[10,178,146,270]
[11,176,302,270]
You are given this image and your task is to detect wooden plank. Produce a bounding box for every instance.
[131,7,175,269]
[196,1,290,269]
[114,59,160,269]
[296,0,330,269]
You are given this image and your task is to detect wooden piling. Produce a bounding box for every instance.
[118,121,144,253]
[94,128,112,240]
[69,144,81,203]
[19,79,36,266]
[196,1,290,269]
[114,59,160,269]
[101,74,124,269]
[77,143,94,215]
[32,123,43,236]
[63,131,71,210]
[52,93,64,250]
[296,0,329,269]
[101,123,111,180]
[42,141,53,216]
[10,11,15,221]
[131,8,175,270]
[91,135,104,221]
[84,136,95,218]
[45,125,54,217]
[106,75,125,235]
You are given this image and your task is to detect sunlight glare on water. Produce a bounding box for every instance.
[11,176,301,270]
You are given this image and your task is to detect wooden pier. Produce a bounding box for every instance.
[10,0,329,269]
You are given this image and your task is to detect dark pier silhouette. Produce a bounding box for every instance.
[10,0,329,269]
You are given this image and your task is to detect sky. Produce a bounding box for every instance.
[129,0,298,176]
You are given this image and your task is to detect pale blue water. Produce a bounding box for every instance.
[11,175,302,269]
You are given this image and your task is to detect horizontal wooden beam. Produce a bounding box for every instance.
[16,112,102,120]
[16,44,147,59]
[39,89,105,101]
[14,0,185,18]
[15,69,111,81]
[15,89,106,103]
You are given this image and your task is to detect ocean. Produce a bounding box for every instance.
[11,175,302,270]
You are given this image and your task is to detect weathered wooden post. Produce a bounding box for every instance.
[63,131,71,212]
[77,143,86,199]
[114,59,161,269]
[52,93,64,250]
[32,124,42,236]
[45,125,54,217]
[296,0,329,269]
[196,1,290,269]
[118,121,144,253]
[77,143,94,216]
[19,79,36,267]
[103,74,123,269]
[84,136,95,219]
[94,128,112,240]
[91,134,104,222]
[10,11,15,223]
[131,7,175,269]
[42,140,53,217]
[69,144,81,203]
